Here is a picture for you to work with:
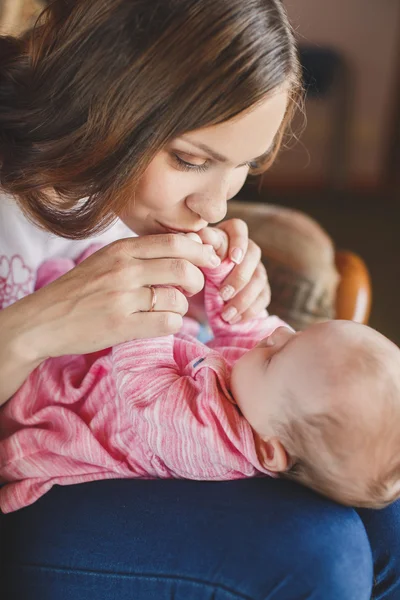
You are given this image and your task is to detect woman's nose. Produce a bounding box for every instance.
[186,193,228,225]
[186,172,235,224]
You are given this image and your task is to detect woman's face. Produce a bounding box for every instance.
[119,89,288,236]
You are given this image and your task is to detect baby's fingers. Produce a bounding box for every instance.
[197,227,229,260]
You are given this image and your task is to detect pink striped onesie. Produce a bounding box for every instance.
[0,257,285,513]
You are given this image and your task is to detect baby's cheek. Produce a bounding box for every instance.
[232,361,264,426]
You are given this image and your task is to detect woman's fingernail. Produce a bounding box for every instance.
[231,314,242,324]
[222,307,237,322]
[210,254,221,267]
[220,285,235,301]
[186,232,203,243]
[231,248,243,264]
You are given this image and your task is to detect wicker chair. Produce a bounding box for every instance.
[226,200,371,330]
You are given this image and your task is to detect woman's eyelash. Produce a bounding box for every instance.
[172,153,259,173]
[173,154,209,173]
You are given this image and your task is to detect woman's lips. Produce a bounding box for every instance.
[157,221,204,234]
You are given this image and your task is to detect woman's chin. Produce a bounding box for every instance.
[117,215,159,236]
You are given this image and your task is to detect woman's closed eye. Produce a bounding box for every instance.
[173,153,209,173]
[172,153,259,173]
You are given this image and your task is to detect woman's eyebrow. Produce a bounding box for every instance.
[180,138,272,165]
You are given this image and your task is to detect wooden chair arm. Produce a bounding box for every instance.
[335,251,372,324]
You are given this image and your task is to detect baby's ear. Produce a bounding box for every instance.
[257,436,290,473]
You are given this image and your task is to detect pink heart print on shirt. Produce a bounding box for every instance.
[0,255,35,309]
[0,255,9,280]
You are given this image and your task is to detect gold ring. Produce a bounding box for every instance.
[148,285,157,312]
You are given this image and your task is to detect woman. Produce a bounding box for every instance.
[0,1,399,598]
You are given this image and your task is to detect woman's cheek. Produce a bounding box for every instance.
[228,169,249,199]
[162,172,196,207]
[137,162,185,209]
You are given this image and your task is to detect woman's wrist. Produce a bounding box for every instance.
[0,295,48,405]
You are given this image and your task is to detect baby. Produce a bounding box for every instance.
[1,248,400,513]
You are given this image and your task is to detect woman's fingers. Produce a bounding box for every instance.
[220,239,262,299]
[134,285,189,315]
[30,232,226,359]
[221,262,269,322]
[231,287,271,324]
[128,311,184,340]
[137,258,205,296]
[197,227,229,260]
[217,219,248,264]
[116,234,220,268]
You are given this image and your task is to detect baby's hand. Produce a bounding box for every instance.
[184,232,204,245]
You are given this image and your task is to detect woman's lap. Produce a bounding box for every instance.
[0,477,397,599]
[358,503,400,599]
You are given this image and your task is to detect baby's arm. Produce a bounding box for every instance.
[203,260,288,350]
[112,336,178,402]
[111,333,206,405]
[112,334,251,481]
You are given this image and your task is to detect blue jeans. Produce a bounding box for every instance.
[1,478,399,599]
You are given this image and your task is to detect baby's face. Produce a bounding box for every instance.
[230,321,388,435]
[230,325,312,435]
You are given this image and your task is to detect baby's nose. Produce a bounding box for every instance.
[256,336,272,348]
[259,326,295,349]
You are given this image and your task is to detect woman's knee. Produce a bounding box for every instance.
[358,499,400,599]
[296,507,373,599]
[205,480,374,600]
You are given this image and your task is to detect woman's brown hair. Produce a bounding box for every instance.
[0,0,301,239]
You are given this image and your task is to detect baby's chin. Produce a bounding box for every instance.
[229,359,243,405]
[229,357,266,427]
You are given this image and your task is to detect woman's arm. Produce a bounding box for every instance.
[0,234,220,405]
[0,295,44,405]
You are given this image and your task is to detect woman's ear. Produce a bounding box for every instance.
[257,436,290,473]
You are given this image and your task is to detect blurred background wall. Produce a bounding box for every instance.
[266,0,400,190]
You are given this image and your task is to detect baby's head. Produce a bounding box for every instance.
[230,320,400,508]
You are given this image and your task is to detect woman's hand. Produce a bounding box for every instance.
[0,233,221,405]
[197,219,270,323]
[9,234,221,362]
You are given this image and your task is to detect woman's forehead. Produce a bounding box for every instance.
[178,89,289,165]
